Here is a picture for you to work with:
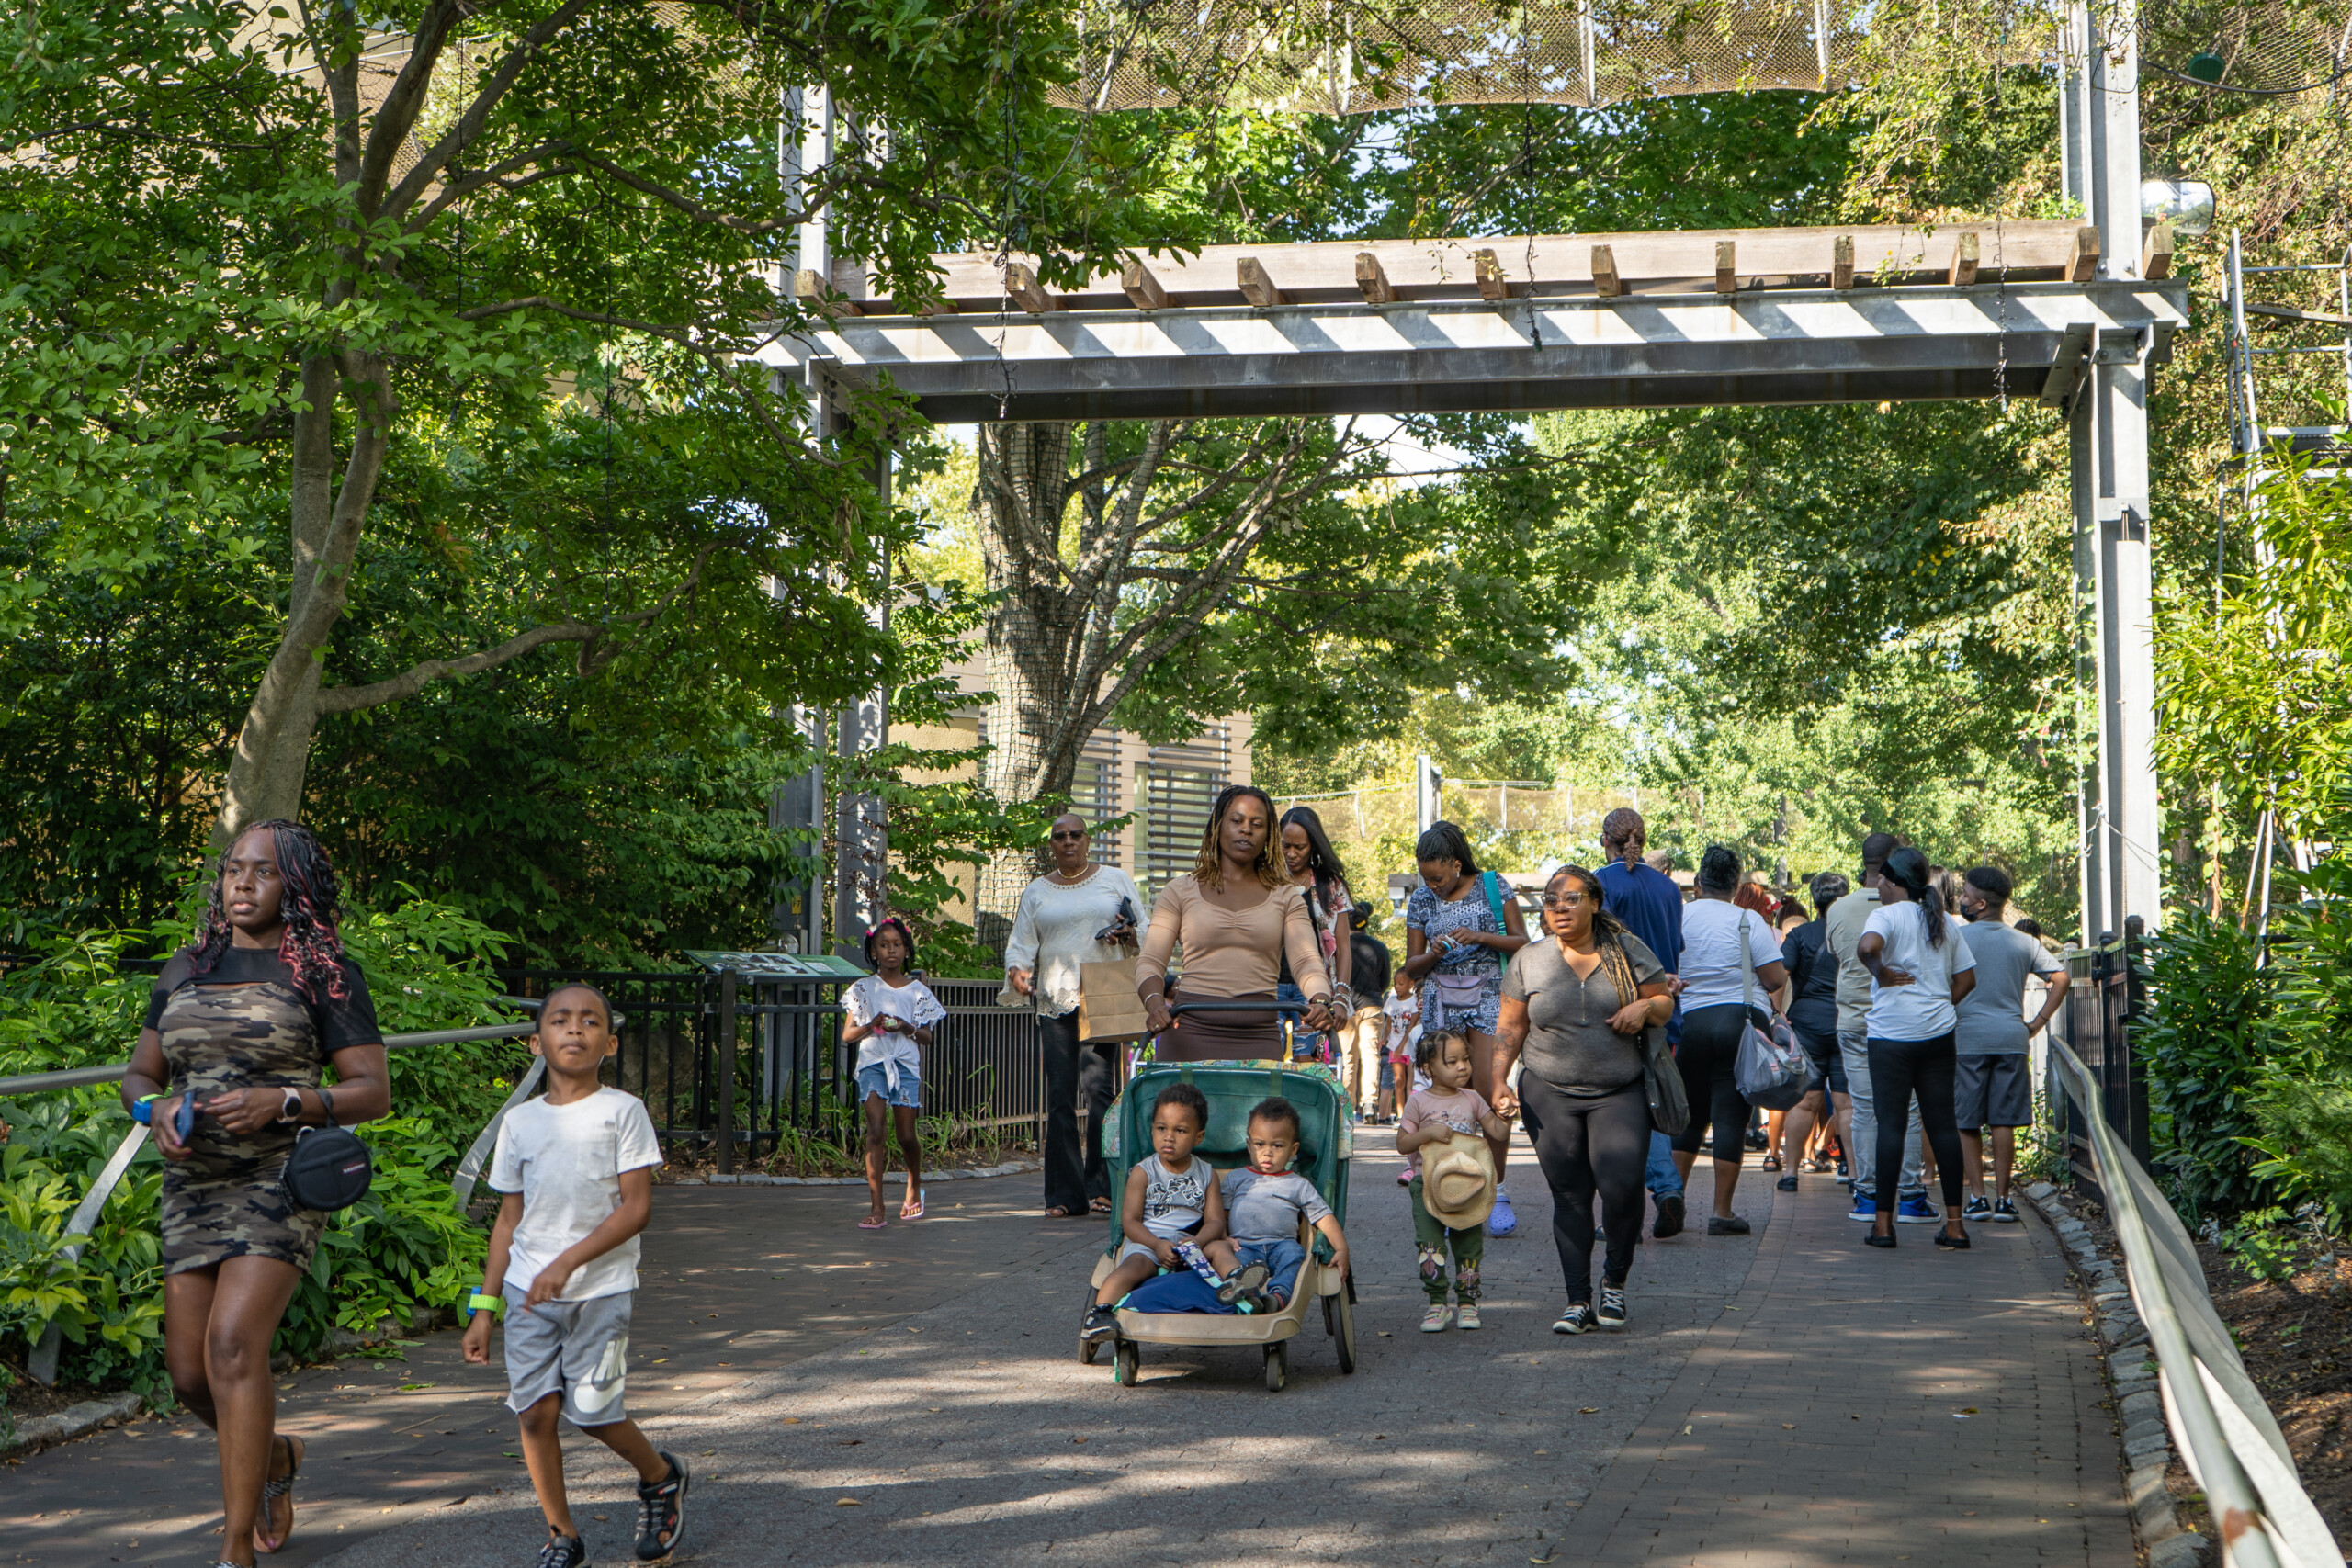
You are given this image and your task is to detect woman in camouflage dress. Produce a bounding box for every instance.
[120,822,388,1567]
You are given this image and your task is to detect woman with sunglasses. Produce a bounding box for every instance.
[1491,865,1674,1334]
[1004,813,1147,1218]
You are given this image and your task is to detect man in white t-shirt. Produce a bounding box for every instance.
[1954,867,2071,1223]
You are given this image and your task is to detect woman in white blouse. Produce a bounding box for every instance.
[1003,814,1147,1217]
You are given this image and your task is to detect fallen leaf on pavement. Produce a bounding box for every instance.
[837,1498,861,1507]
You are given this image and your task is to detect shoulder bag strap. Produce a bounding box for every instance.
[1738,907,1758,1020]
[1481,871,1508,936]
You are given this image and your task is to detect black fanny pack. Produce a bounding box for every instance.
[282,1087,374,1212]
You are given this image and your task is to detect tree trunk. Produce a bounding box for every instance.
[216,353,395,845]
[967,414,1351,945]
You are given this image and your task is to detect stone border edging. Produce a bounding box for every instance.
[668,1157,1042,1188]
[0,1391,141,1459]
[2021,1179,2211,1568]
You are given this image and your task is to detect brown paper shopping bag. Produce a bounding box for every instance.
[1076,956,1150,1043]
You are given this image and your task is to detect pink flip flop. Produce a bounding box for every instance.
[858,1215,888,1230]
[899,1198,925,1221]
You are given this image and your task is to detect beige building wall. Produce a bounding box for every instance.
[891,647,1253,927]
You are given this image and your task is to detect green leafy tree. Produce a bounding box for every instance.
[2,0,1177,846]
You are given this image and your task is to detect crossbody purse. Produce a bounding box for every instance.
[282,1086,375,1212]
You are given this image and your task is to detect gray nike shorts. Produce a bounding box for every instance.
[503,1288,633,1427]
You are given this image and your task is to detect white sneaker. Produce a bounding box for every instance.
[1420,1303,1453,1332]
[1455,1303,1482,1330]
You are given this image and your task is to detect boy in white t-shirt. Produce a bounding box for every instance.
[462,984,684,1568]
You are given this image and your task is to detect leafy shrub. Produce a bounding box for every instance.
[0,897,518,1400]
[2216,1205,2305,1283]
[2235,856,2352,1231]
[2137,908,2282,1222]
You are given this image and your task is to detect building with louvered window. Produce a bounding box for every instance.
[893,649,1255,935]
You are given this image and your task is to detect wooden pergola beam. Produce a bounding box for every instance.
[1355,252,1398,304]
[1591,243,1623,299]
[1237,256,1285,308]
[2068,226,2101,283]
[1950,231,1980,288]
[843,220,2108,316]
[1122,257,1170,310]
[794,269,862,317]
[1003,262,1056,314]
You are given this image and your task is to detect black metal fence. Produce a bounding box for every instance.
[2047,932,2153,1199]
[928,977,1045,1135]
[497,967,1046,1168]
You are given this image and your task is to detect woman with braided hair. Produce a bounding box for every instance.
[1136,785,1337,1061]
[1491,864,1674,1335]
[120,821,389,1567]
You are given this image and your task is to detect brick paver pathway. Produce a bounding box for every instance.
[1575,1177,2135,1567]
[17,1148,2136,1567]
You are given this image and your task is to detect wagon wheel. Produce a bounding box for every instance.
[1263,1340,1288,1392]
[1331,1277,1358,1373]
[1114,1339,1140,1386]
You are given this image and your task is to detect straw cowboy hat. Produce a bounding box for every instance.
[1420,1132,1497,1231]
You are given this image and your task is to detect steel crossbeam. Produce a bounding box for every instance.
[758,279,2188,423]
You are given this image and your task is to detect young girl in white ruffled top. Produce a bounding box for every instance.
[842,917,945,1229]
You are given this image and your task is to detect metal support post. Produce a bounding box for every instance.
[2062,0,2162,943]
[715,966,740,1175]
[770,704,824,953]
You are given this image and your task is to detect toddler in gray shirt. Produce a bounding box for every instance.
[1206,1098,1350,1312]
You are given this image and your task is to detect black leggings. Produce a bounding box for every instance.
[1041,1011,1117,1213]
[1670,1004,1758,1162]
[1869,1033,1964,1214]
[1519,1076,1650,1303]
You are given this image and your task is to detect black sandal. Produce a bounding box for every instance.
[254,1434,303,1553]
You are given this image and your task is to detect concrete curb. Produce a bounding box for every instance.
[0,1391,141,1459]
[667,1157,1043,1188]
[2022,1180,2211,1568]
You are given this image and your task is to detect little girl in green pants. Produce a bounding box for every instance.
[1396,1029,1513,1332]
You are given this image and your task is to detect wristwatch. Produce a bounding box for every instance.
[277,1087,304,1125]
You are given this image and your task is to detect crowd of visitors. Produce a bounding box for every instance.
[1004,798,2072,1337]
[116,797,2066,1562]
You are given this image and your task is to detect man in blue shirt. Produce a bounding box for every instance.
[1595,808,1690,1239]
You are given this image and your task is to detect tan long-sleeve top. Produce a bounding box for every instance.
[1136,877,1332,1001]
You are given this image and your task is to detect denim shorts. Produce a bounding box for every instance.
[854,1061,922,1109]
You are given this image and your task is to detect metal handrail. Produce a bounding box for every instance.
[2047,1038,2346,1567]
[0,1021,541,1098]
